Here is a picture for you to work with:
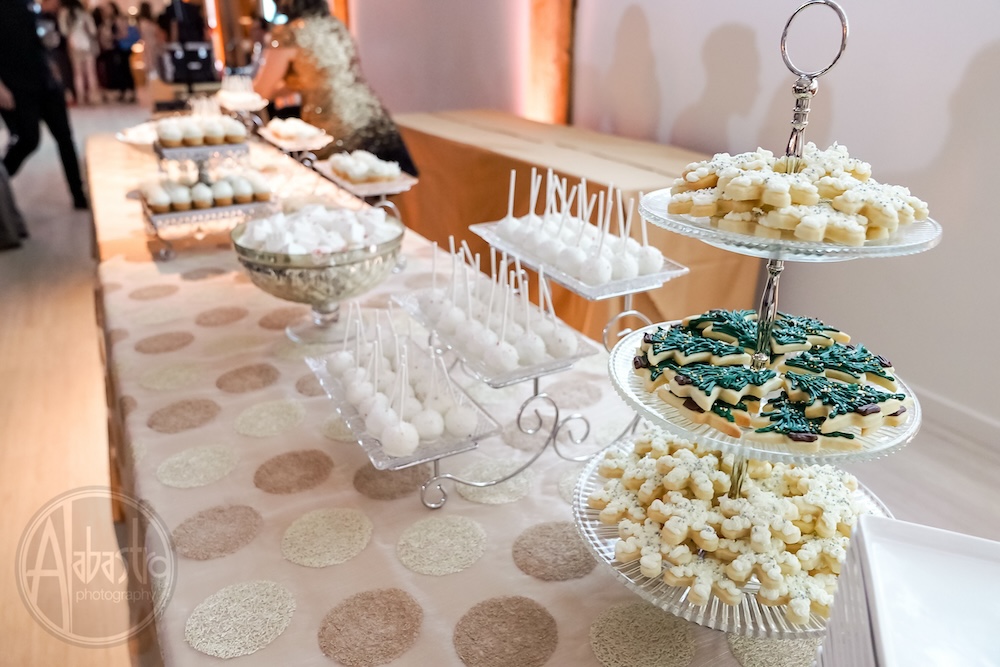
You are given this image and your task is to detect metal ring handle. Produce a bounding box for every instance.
[780,0,849,79]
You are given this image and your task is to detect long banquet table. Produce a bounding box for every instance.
[89,133,820,666]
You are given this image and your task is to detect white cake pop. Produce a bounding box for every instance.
[611,253,639,280]
[495,170,522,239]
[420,243,448,321]
[513,271,547,364]
[412,409,445,440]
[381,421,419,456]
[488,274,519,373]
[346,378,374,406]
[582,191,613,285]
[359,392,389,418]
[637,203,664,274]
[444,404,478,439]
[327,351,354,375]
[365,404,398,439]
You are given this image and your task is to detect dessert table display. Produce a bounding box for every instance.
[90,133,831,666]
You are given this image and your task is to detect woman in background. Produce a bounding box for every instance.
[58,0,98,104]
[94,1,135,102]
[136,1,162,83]
[252,0,416,175]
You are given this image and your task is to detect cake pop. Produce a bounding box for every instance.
[637,204,664,274]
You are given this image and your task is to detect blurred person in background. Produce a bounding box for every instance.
[0,163,28,250]
[0,0,88,209]
[58,0,99,105]
[94,1,135,102]
[38,0,76,104]
[252,0,416,175]
[137,1,163,84]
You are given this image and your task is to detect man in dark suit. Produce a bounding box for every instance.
[0,0,88,209]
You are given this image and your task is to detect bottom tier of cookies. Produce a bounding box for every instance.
[576,428,885,634]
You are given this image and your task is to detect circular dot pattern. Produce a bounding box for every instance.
[322,415,354,441]
[282,508,372,567]
[156,445,238,488]
[295,373,326,397]
[185,581,295,658]
[455,460,534,505]
[216,363,280,393]
[727,636,823,667]
[139,363,202,391]
[558,465,585,504]
[172,505,262,560]
[453,596,557,667]
[119,395,137,417]
[353,463,431,501]
[397,515,486,576]
[182,266,227,281]
[317,588,423,666]
[590,602,695,667]
[502,418,551,452]
[147,398,221,434]
[108,328,128,344]
[135,331,194,354]
[258,306,307,330]
[129,284,179,300]
[512,522,595,581]
[235,399,305,437]
[254,449,334,494]
[195,306,248,327]
[202,334,267,356]
[545,379,602,410]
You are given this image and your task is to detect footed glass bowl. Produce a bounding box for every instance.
[232,218,404,344]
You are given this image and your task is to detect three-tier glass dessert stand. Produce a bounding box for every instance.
[573,0,942,639]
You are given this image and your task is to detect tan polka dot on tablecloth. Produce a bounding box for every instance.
[235,399,305,437]
[590,602,695,667]
[727,635,823,667]
[195,306,248,327]
[108,328,128,345]
[202,333,268,356]
[139,363,203,391]
[258,306,308,330]
[185,580,295,658]
[512,521,595,581]
[362,293,392,309]
[353,463,430,500]
[254,449,333,494]
[128,438,148,464]
[103,282,122,293]
[156,444,238,488]
[544,379,603,410]
[502,417,552,452]
[317,588,423,666]
[182,266,227,281]
[453,596,557,667]
[232,271,252,284]
[457,380,524,407]
[397,515,486,576]
[322,415,354,442]
[128,284,179,300]
[172,505,262,560]
[119,395,138,417]
[558,465,585,504]
[295,373,326,397]
[455,460,534,505]
[216,363,280,394]
[281,508,372,567]
[147,398,221,434]
[134,331,194,354]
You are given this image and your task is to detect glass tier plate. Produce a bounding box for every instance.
[143,201,277,240]
[313,161,419,198]
[304,349,501,471]
[609,324,921,465]
[573,438,893,638]
[258,127,334,154]
[470,222,690,301]
[216,92,269,112]
[394,288,600,389]
[153,141,249,163]
[639,188,942,262]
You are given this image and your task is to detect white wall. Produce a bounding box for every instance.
[348,0,530,116]
[573,0,1000,440]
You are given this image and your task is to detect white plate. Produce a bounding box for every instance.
[313,161,418,198]
[858,515,1000,667]
[258,126,333,153]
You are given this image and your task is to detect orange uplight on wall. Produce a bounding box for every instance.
[525,0,573,125]
[205,0,225,73]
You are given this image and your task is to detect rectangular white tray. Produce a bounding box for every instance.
[313,161,419,198]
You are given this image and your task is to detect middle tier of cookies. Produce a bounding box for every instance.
[609,310,921,464]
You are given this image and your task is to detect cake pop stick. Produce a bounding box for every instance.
[506,169,516,219]
[527,167,541,218]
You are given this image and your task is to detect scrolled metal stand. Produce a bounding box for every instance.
[420,386,598,509]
